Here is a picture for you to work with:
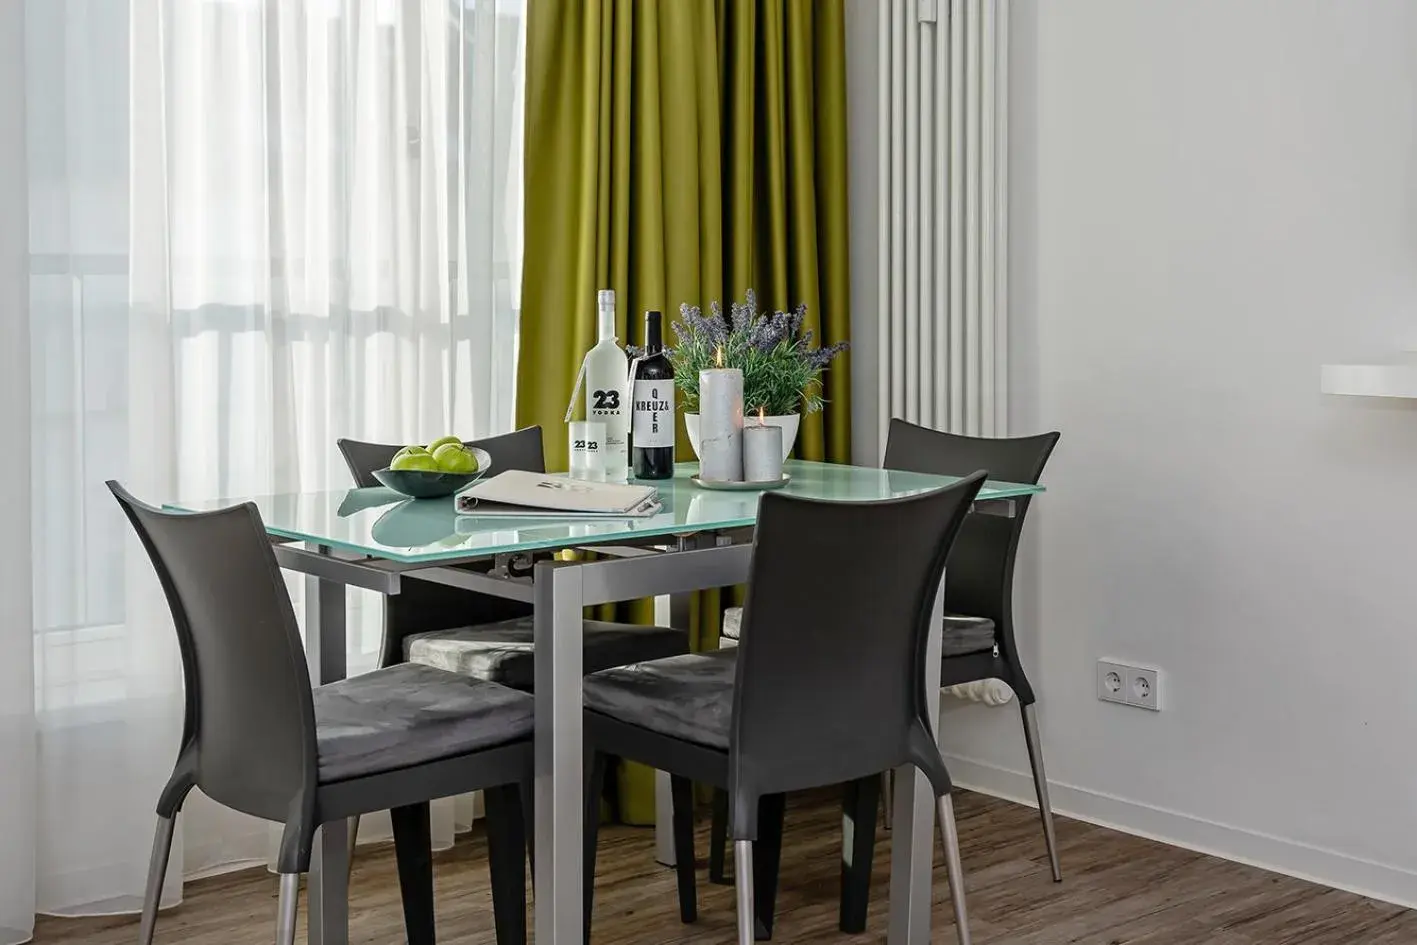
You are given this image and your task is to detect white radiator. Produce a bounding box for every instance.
[875,1,1014,706]
[876,0,1010,450]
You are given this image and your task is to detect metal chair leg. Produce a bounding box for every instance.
[1020,703,1063,881]
[138,815,176,945]
[733,839,756,945]
[936,793,972,945]
[275,872,300,945]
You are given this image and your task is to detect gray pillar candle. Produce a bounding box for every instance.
[697,366,744,481]
[743,420,784,482]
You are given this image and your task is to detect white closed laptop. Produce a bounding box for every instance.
[455,470,662,518]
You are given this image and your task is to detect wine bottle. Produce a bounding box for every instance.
[584,289,629,475]
[631,310,675,480]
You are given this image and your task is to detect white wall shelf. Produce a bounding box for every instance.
[1320,361,1417,399]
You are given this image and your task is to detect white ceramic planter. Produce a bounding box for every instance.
[685,412,799,462]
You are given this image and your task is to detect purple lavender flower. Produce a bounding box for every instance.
[802,339,850,370]
[665,289,848,415]
[785,303,806,338]
[729,295,751,333]
[676,300,732,349]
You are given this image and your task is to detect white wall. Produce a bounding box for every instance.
[942,0,1417,906]
[847,0,1417,907]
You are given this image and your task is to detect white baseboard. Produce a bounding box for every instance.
[943,752,1417,911]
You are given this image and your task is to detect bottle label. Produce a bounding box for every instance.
[632,380,675,448]
[592,383,628,458]
[588,386,622,418]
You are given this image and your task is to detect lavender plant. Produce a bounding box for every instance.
[638,290,849,415]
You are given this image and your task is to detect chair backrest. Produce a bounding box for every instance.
[730,474,986,822]
[337,426,546,487]
[108,482,318,822]
[884,418,1059,633]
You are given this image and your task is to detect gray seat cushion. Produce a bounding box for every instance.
[941,614,996,658]
[721,606,743,641]
[405,615,689,691]
[582,649,738,751]
[314,662,534,783]
[722,606,993,658]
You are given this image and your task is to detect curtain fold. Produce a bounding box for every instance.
[0,3,33,942]
[518,0,852,822]
[5,2,525,940]
[520,0,852,472]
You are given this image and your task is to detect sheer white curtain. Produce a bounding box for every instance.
[4,0,524,940]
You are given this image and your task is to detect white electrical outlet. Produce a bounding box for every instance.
[1097,659,1162,711]
[1096,660,1127,705]
[1126,666,1160,710]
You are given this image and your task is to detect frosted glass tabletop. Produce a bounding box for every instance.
[168,460,1044,565]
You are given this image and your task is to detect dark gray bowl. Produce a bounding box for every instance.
[370,447,492,499]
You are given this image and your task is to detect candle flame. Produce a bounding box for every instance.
[758,406,766,422]
[715,346,723,368]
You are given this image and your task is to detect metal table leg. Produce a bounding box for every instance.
[304,546,349,945]
[303,547,348,686]
[308,820,349,945]
[653,554,697,868]
[887,574,947,945]
[534,560,586,943]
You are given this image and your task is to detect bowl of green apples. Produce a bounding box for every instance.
[372,436,492,499]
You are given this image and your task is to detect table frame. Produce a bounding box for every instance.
[286,497,1020,944]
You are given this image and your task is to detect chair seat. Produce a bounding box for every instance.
[405,616,689,691]
[941,614,996,658]
[583,649,738,751]
[314,662,534,783]
[720,606,994,658]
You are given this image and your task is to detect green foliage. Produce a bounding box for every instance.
[672,335,825,416]
[657,290,849,416]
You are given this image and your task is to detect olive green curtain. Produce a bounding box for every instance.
[518,0,852,822]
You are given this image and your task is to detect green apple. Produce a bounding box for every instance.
[392,445,429,463]
[427,435,464,454]
[390,451,440,473]
[432,443,477,474]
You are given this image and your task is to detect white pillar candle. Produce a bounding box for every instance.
[698,366,744,482]
[743,420,783,483]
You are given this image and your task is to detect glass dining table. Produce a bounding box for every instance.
[171,459,1044,945]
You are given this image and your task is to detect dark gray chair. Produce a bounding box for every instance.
[336,427,689,686]
[879,419,1062,874]
[581,475,988,945]
[111,482,533,945]
[707,419,1062,933]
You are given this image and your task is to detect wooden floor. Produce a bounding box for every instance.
[34,789,1415,945]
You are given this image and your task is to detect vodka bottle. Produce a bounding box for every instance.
[584,289,630,474]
